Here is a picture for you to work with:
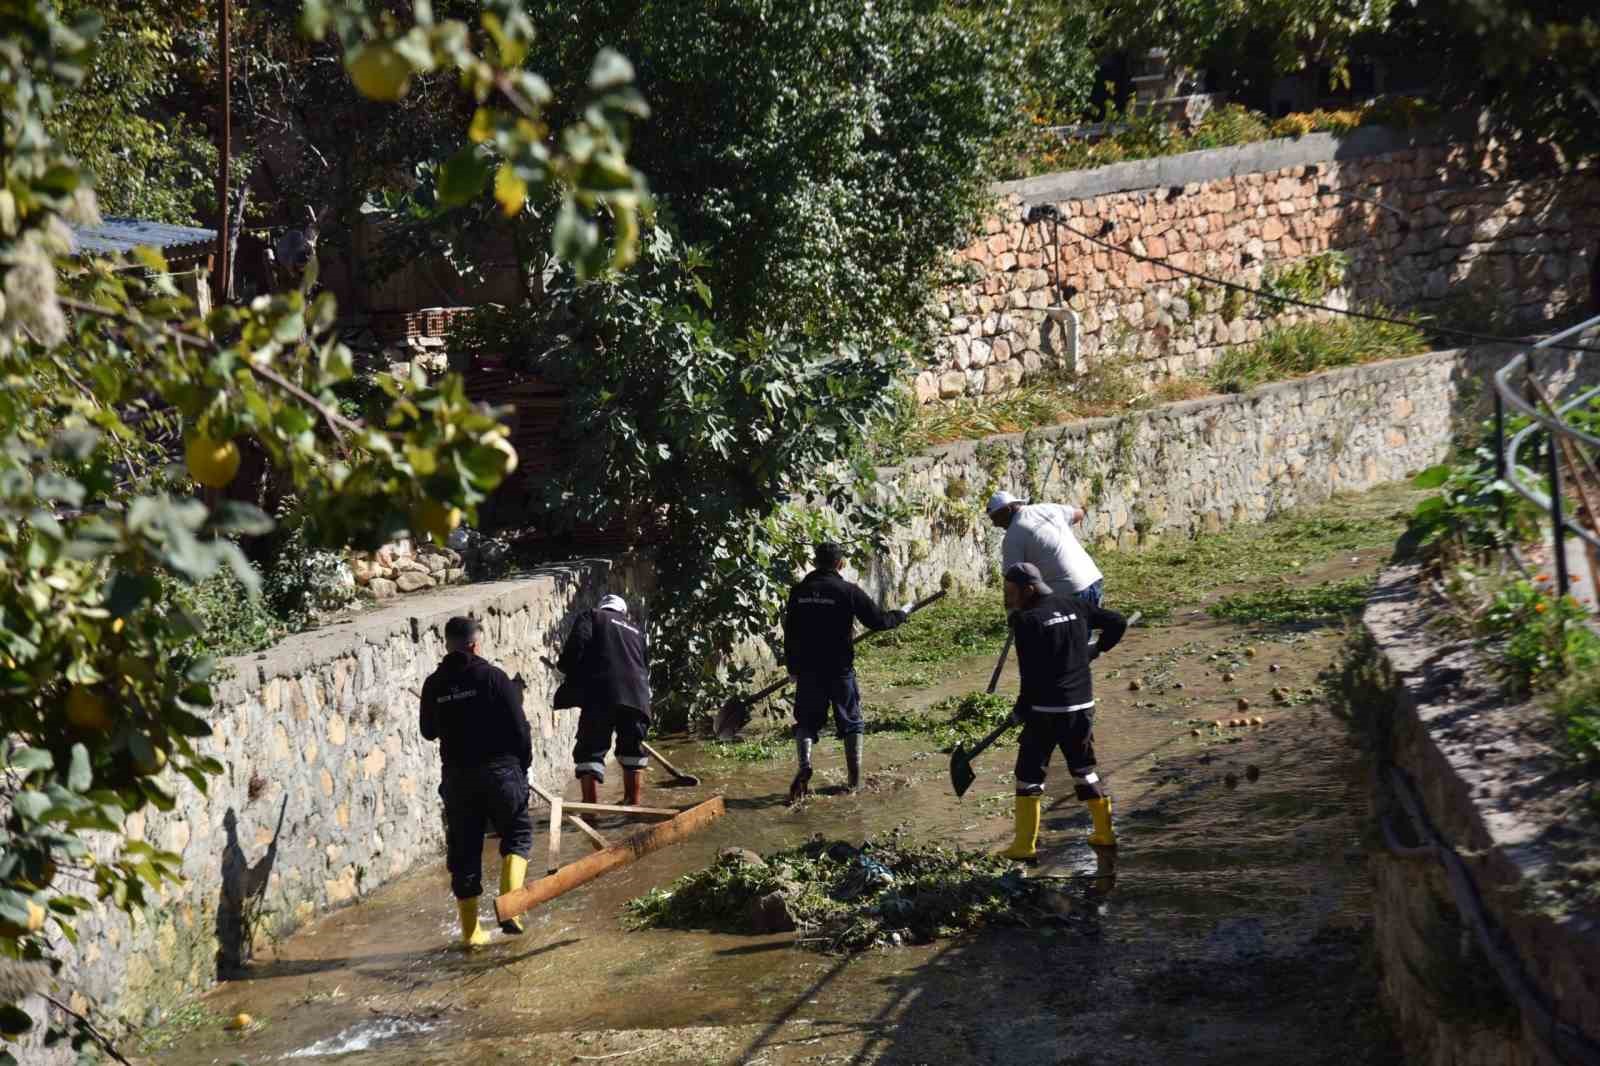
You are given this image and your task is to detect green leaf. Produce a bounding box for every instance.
[436,146,492,208]
[0,1005,33,1036]
[67,744,91,793]
[1413,464,1452,489]
[11,792,49,822]
[588,47,635,91]
[7,748,52,774]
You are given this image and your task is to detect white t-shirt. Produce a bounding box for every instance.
[1001,503,1103,591]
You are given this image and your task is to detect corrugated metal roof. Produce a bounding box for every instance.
[69,218,216,258]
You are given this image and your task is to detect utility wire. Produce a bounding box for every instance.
[1024,205,1600,354]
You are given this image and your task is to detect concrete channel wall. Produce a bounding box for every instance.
[38,559,649,1049]
[1362,566,1600,1065]
[858,346,1491,604]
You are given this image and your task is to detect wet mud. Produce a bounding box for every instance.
[149,563,1401,1065]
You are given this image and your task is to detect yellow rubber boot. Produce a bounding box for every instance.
[1086,797,1117,848]
[498,855,529,935]
[457,897,490,948]
[999,795,1041,863]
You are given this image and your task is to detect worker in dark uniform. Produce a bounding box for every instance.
[782,542,909,802]
[999,562,1127,863]
[558,594,652,807]
[420,616,534,947]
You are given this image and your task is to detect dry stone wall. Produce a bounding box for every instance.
[920,127,1600,401]
[38,558,648,1051]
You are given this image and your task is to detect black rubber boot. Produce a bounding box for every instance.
[788,737,814,804]
[844,734,863,792]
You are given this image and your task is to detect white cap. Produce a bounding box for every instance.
[986,490,1027,516]
[598,594,628,614]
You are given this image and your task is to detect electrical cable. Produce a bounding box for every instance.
[1022,204,1600,354]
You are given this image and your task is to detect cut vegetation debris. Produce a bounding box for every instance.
[1210,578,1374,625]
[623,833,1088,952]
[855,593,1008,687]
[868,692,1013,750]
[1100,482,1422,621]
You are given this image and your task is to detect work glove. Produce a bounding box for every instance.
[886,609,909,626]
[1010,700,1027,725]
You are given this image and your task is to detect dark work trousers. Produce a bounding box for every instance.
[1013,707,1107,801]
[441,758,534,899]
[573,705,650,782]
[792,670,865,743]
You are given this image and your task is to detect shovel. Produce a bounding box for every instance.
[949,610,1140,798]
[713,588,948,741]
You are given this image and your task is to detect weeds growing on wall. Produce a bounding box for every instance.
[1205,313,1428,394]
[1011,96,1438,177]
[891,361,1147,453]
[854,593,1009,688]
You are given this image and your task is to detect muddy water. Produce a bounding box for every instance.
[152,584,1398,1066]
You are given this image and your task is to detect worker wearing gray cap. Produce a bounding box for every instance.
[986,490,1104,606]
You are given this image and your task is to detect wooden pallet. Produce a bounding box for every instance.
[497,788,725,924]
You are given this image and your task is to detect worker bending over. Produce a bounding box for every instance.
[999,562,1127,862]
[783,542,909,802]
[558,593,653,807]
[987,490,1106,606]
[420,616,534,947]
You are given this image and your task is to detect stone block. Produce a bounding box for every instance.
[396,572,435,593]
[939,371,966,398]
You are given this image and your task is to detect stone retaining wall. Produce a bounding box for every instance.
[39,558,649,1051]
[1361,565,1600,1065]
[859,347,1486,603]
[920,127,1600,401]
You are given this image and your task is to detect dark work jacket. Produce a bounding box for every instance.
[557,607,652,718]
[1011,592,1126,713]
[783,569,903,676]
[419,651,532,771]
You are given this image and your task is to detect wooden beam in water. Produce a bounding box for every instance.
[495,796,726,923]
[560,801,680,818]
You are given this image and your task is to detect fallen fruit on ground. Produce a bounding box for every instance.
[185,435,242,488]
[225,1013,253,1031]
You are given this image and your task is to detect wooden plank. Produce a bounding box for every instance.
[565,813,608,851]
[560,801,681,818]
[546,796,563,874]
[496,796,726,923]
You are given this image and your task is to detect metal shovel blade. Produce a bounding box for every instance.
[949,743,978,798]
[713,697,750,742]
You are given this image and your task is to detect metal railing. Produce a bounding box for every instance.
[1493,313,1600,599]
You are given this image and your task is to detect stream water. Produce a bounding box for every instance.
[149,576,1401,1066]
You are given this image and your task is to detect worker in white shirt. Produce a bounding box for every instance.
[986,490,1105,606]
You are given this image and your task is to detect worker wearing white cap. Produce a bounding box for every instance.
[557,593,653,807]
[986,490,1104,606]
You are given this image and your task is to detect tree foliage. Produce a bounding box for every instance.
[1382,0,1600,163]
[442,0,1020,725]
[0,0,645,1055]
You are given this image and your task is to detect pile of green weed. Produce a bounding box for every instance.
[1206,314,1428,394]
[1210,578,1374,625]
[869,692,1012,750]
[624,832,1053,952]
[1099,483,1422,621]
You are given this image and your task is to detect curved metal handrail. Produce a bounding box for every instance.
[1492,313,1600,595]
